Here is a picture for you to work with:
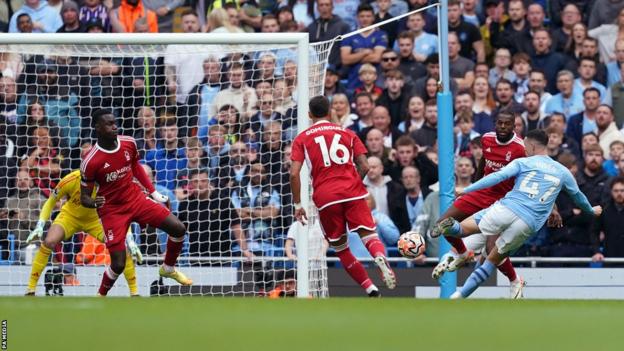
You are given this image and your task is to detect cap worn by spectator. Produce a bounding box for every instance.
[61,1,80,14]
[326,64,339,75]
[86,19,105,32]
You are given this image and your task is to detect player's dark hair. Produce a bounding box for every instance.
[309,95,330,118]
[93,109,113,125]
[495,110,515,122]
[525,129,549,147]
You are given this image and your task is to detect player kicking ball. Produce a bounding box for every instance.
[290,96,396,297]
[435,130,601,299]
[80,109,191,296]
[430,111,527,298]
[25,171,142,296]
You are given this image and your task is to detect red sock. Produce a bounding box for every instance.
[497,257,517,282]
[164,236,184,267]
[445,236,467,254]
[362,234,386,258]
[336,248,373,290]
[98,268,119,296]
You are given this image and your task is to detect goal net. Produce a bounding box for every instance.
[0,33,332,297]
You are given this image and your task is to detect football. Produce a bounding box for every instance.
[397,231,426,258]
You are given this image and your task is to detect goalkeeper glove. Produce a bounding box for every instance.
[150,190,169,203]
[126,233,143,264]
[27,220,45,244]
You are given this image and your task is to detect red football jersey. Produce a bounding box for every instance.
[480,132,526,195]
[80,136,143,206]
[291,121,368,210]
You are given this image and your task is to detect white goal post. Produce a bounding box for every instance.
[0,33,331,298]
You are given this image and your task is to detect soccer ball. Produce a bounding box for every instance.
[397,231,426,258]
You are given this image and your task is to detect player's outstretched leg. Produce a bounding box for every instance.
[98,250,127,296]
[26,224,65,295]
[331,236,380,297]
[157,214,192,286]
[483,237,524,298]
[432,217,478,280]
[360,231,396,290]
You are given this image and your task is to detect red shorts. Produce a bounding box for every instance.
[453,189,502,216]
[98,192,170,252]
[318,199,376,241]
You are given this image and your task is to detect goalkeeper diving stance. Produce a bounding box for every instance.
[25,170,143,296]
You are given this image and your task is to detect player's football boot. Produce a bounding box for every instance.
[159,266,193,286]
[432,253,454,280]
[431,217,458,238]
[450,291,463,299]
[24,289,35,296]
[447,250,475,272]
[510,277,526,299]
[373,256,397,289]
[368,289,381,298]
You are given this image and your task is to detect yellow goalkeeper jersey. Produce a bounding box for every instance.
[39,170,99,222]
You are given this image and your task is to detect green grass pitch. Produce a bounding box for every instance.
[1,298,622,351]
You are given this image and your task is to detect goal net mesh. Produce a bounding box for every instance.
[0,38,332,297]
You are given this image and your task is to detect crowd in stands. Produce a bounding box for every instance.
[1,0,624,270]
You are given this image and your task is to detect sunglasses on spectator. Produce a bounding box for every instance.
[382,56,398,62]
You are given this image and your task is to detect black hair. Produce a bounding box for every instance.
[309,95,330,118]
[583,86,601,98]
[93,109,114,125]
[525,129,549,146]
[356,3,374,14]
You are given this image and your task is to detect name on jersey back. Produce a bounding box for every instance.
[305,124,343,136]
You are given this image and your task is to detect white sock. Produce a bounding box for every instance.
[162,263,174,273]
[365,284,378,294]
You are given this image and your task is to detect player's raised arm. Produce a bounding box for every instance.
[462,159,521,194]
[561,169,601,216]
[27,181,65,243]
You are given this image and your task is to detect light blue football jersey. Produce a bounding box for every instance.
[463,155,594,232]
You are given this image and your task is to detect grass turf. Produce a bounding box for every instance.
[1,298,622,351]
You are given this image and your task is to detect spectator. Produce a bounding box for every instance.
[9,0,63,33]
[248,93,284,135]
[595,104,624,159]
[15,99,58,158]
[489,0,527,53]
[531,28,568,94]
[5,170,46,249]
[19,126,63,197]
[528,69,553,114]
[231,162,281,255]
[323,65,347,98]
[398,95,425,134]
[455,112,479,157]
[178,169,248,259]
[259,120,285,176]
[400,12,438,61]
[220,141,251,187]
[0,121,17,209]
[363,155,400,217]
[349,92,375,134]
[376,69,409,127]
[472,75,496,115]
[566,87,601,146]
[353,63,382,101]
[374,0,398,47]
[251,51,277,83]
[550,152,596,258]
[56,1,85,33]
[448,31,475,90]
[143,0,183,33]
[511,52,531,102]
[79,0,111,32]
[214,104,241,145]
[514,113,527,137]
[606,39,624,87]
[360,106,401,148]
[0,76,18,132]
[388,135,437,188]
[186,57,222,135]
[110,0,158,33]
[164,10,206,106]
[546,126,566,160]
[307,0,351,67]
[413,53,458,99]
[581,132,600,154]
[447,0,484,62]
[174,136,207,201]
[544,70,584,118]
[552,3,582,53]
[589,7,624,63]
[330,93,357,127]
[340,3,388,91]
[520,90,547,132]
[492,78,524,119]
[489,48,516,88]
[212,62,258,120]
[388,166,429,233]
[144,118,186,190]
[548,112,581,158]
[564,22,588,60]
[565,37,608,86]
[588,0,624,30]
[365,128,394,170]
[204,124,230,180]
[592,176,624,260]
[395,32,427,85]
[577,143,610,206]
[410,99,438,148]
[604,140,624,176]
[133,106,158,156]
[605,62,624,124]
[575,58,607,99]
[15,13,34,33]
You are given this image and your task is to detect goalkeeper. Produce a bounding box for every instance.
[25,170,142,296]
